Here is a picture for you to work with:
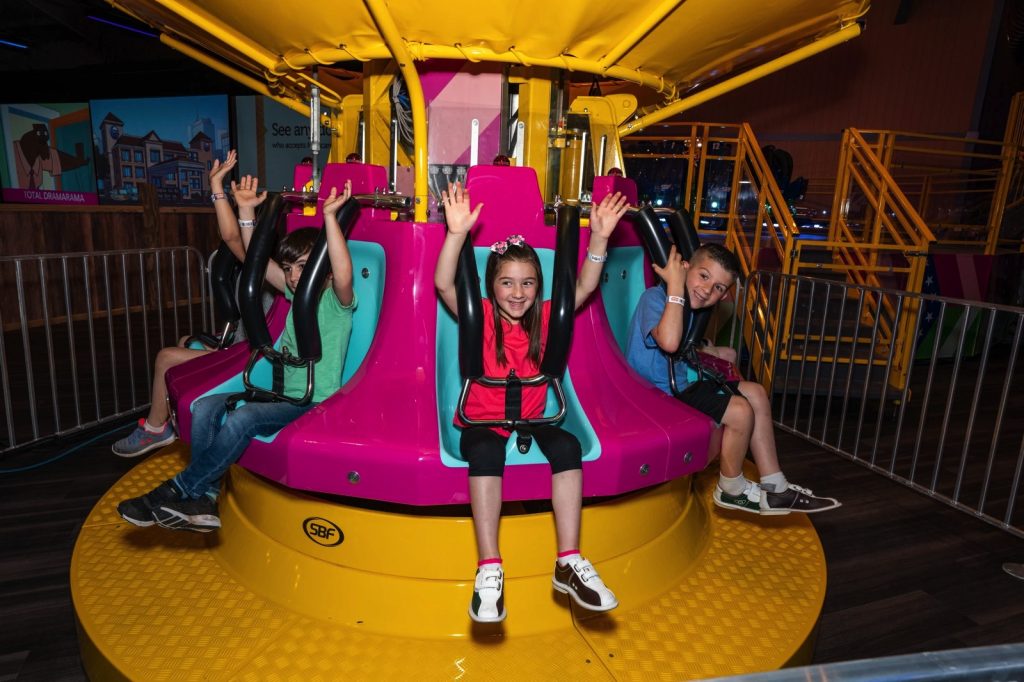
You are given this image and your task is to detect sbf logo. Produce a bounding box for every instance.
[303,517,344,547]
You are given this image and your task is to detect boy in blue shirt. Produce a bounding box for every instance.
[626,243,839,515]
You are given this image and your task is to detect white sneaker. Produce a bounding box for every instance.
[469,564,506,623]
[552,557,618,611]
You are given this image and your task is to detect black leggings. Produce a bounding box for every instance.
[460,425,583,477]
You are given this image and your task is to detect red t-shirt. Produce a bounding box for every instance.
[457,298,551,433]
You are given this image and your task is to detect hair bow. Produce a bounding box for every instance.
[489,234,526,254]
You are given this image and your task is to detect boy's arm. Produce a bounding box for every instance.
[209,150,244,261]
[322,182,355,307]
[435,182,482,316]
[649,245,687,354]
[575,191,629,309]
[232,175,286,293]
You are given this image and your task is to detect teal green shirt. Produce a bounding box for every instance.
[281,287,356,402]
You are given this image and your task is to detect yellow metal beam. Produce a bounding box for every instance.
[144,0,280,71]
[363,0,429,222]
[274,44,676,98]
[161,34,311,119]
[619,23,862,136]
[600,0,683,67]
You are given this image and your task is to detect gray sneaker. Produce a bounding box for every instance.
[761,483,840,515]
[111,418,176,458]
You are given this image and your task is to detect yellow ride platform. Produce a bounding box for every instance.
[73,444,826,680]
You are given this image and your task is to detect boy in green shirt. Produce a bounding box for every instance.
[118,179,357,532]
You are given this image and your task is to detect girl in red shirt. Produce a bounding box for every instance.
[435,182,628,623]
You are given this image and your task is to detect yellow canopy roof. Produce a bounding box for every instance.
[109,0,869,108]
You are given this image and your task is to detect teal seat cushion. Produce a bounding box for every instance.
[194,240,386,442]
[436,246,599,468]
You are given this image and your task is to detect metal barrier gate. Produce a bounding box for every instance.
[0,247,209,454]
[736,270,1024,538]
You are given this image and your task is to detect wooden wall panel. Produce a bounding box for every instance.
[687,0,1001,180]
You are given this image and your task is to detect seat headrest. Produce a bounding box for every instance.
[464,165,551,248]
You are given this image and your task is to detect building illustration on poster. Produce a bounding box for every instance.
[90,95,229,205]
[0,102,98,205]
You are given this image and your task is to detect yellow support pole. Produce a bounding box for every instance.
[362,62,397,169]
[619,23,862,137]
[363,0,429,222]
[337,94,364,163]
[510,70,553,195]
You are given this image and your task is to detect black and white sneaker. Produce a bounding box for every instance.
[118,481,220,532]
[760,482,840,515]
[117,480,179,527]
[552,557,618,612]
[469,564,506,623]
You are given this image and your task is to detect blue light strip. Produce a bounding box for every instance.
[86,15,158,38]
[0,39,28,49]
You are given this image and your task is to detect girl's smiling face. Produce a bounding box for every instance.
[491,259,539,323]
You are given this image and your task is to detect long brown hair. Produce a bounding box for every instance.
[484,243,544,367]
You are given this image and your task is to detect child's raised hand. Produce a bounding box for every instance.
[441,182,482,236]
[589,191,630,240]
[652,244,687,294]
[322,180,353,215]
[209,149,237,187]
[231,175,267,209]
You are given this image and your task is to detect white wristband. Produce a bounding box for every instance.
[667,295,686,307]
[587,251,607,263]
[238,219,255,228]
[210,192,226,203]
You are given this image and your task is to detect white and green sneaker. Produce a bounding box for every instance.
[713,481,762,514]
[469,564,506,623]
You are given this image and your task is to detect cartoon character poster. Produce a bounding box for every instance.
[0,102,97,205]
[89,95,230,205]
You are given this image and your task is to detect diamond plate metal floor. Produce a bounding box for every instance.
[72,445,826,680]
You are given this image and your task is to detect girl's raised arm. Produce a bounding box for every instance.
[575,191,629,309]
[434,182,482,316]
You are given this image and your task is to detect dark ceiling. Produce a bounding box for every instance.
[0,0,251,103]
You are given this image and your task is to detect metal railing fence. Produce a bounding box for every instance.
[734,269,1024,538]
[0,246,209,454]
[710,643,1024,682]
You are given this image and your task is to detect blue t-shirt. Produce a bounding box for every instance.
[624,285,691,396]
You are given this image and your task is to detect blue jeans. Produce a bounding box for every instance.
[173,393,312,499]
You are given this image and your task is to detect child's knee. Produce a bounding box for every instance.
[531,427,582,474]
[739,381,769,410]
[467,451,505,477]
[544,444,582,474]
[723,395,754,427]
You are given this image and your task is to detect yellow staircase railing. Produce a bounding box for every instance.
[825,127,936,390]
[620,121,940,392]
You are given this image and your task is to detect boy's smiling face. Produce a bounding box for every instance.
[684,254,735,309]
[281,251,310,293]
